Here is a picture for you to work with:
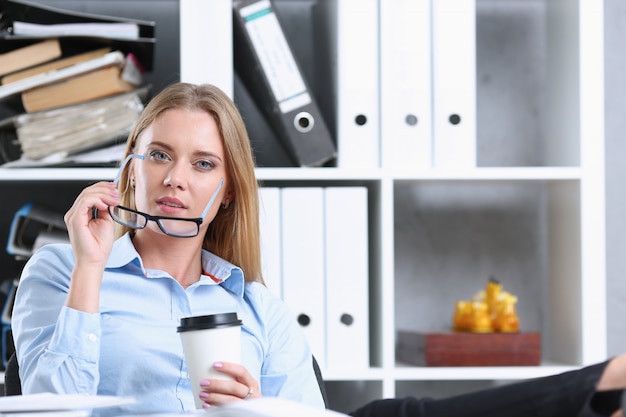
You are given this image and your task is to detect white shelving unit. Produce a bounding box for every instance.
[0,0,605,410]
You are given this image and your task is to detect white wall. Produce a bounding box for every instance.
[604,0,626,357]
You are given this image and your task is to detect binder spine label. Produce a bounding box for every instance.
[239,0,311,113]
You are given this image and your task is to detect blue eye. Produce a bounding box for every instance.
[196,160,215,170]
[149,150,170,161]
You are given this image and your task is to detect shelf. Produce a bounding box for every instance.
[390,363,579,381]
[0,166,583,182]
[314,362,580,383]
[0,0,605,408]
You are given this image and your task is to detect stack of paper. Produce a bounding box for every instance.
[14,90,144,160]
[0,393,136,417]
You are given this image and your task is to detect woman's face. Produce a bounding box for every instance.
[130,108,229,237]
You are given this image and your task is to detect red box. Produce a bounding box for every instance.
[396,331,541,366]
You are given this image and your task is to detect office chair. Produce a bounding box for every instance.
[4,352,21,395]
[312,355,328,408]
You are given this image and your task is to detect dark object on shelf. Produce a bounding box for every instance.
[6,202,68,260]
[396,331,541,367]
[1,279,17,369]
[234,70,296,167]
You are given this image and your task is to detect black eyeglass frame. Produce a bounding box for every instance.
[108,205,205,238]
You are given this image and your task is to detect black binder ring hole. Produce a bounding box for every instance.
[340,313,354,326]
[405,114,418,126]
[449,114,461,125]
[355,114,367,126]
[297,314,311,327]
[294,112,315,133]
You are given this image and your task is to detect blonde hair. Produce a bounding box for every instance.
[115,83,264,284]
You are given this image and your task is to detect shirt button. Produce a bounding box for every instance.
[88,333,98,342]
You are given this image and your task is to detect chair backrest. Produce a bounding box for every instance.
[312,355,328,408]
[4,351,21,395]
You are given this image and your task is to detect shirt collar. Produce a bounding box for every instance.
[106,233,245,297]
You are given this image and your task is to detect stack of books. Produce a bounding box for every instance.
[0,0,156,167]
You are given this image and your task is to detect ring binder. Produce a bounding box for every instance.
[233,0,336,167]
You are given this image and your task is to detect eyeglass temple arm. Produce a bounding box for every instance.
[200,178,224,219]
[113,154,146,186]
[93,154,146,220]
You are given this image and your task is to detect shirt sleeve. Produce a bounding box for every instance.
[244,283,326,408]
[11,244,102,395]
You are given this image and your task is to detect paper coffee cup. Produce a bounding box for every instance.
[177,312,243,409]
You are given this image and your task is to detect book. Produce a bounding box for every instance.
[0,39,62,77]
[1,47,111,84]
[0,50,127,101]
[21,57,141,112]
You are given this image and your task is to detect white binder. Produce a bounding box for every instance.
[324,187,369,370]
[432,0,477,168]
[258,187,282,298]
[280,187,326,368]
[380,0,432,170]
[315,0,380,169]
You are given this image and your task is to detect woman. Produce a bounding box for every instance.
[11,82,325,414]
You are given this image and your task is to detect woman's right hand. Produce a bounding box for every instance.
[64,181,120,269]
[64,181,120,312]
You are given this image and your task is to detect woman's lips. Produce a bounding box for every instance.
[157,198,186,215]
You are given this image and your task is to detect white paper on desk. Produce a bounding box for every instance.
[0,410,90,417]
[205,397,348,417]
[0,393,136,412]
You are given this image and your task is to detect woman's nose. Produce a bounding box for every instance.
[163,164,188,189]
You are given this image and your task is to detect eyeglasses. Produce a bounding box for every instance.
[108,153,224,238]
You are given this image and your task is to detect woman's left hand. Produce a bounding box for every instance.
[198,361,261,407]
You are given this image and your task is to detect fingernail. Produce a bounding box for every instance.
[199,392,209,399]
[202,402,211,409]
[213,362,223,368]
[199,379,210,387]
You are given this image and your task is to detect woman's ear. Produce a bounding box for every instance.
[221,190,234,209]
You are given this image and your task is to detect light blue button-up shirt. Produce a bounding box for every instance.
[12,234,324,415]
